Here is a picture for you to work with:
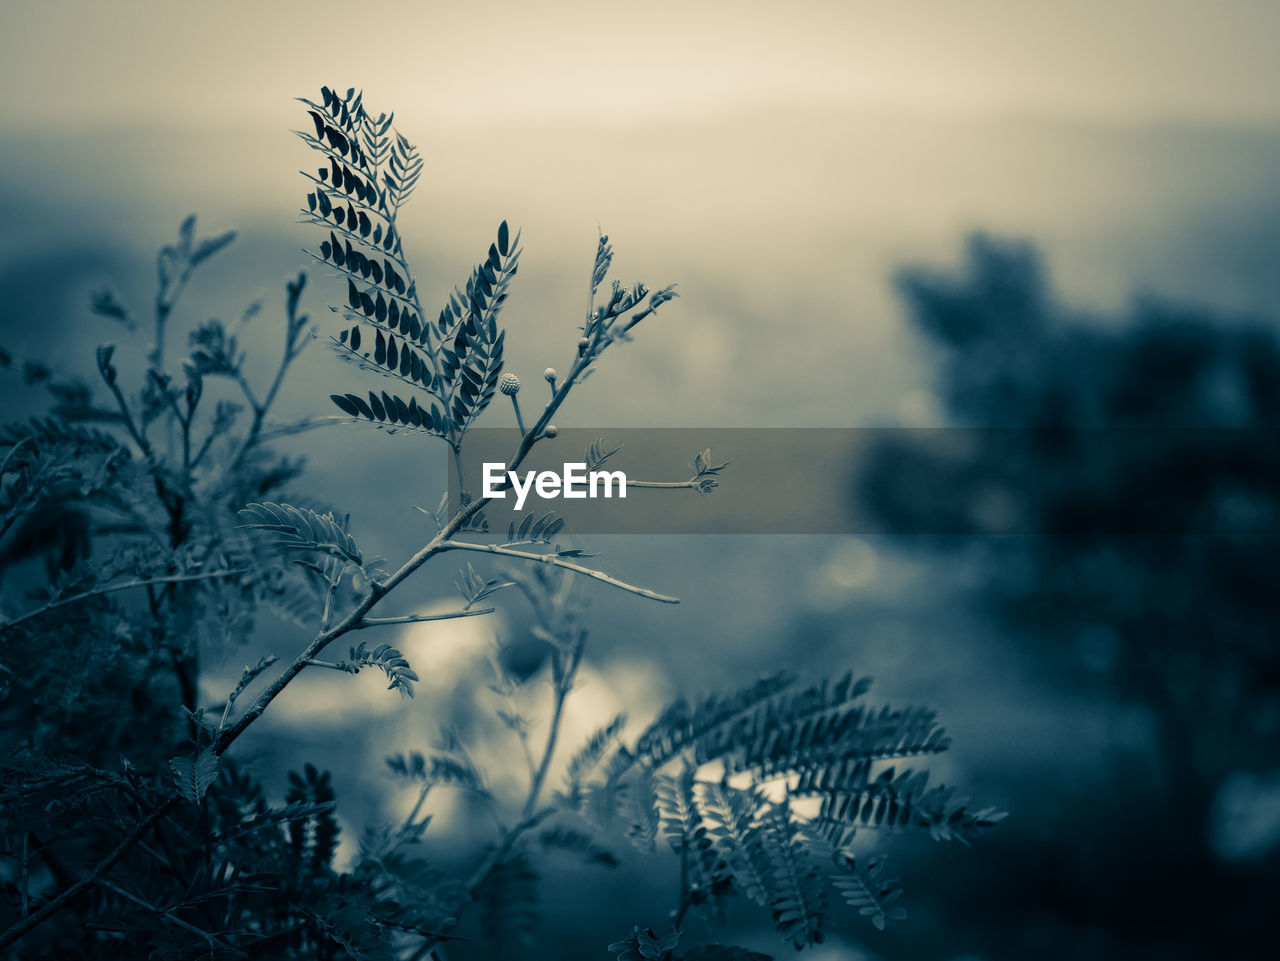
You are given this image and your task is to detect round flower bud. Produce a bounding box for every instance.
[543,425,558,438]
[498,372,521,395]
[543,367,557,382]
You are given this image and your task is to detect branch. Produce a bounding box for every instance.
[254,415,350,442]
[96,879,247,958]
[441,541,678,604]
[230,279,308,469]
[626,480,702,489]
[0,797,178,950]
[409,806,556,960]
[0,570,244,636]
[355,607,495,628]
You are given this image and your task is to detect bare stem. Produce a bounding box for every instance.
[442,541,679,604]
[509,394,526,436]
[0,570,243,636]
[627,480,702,489]
[355,608,495,628]
[0,797,178,949]
[524,682,569,819]
[97,879,246,958]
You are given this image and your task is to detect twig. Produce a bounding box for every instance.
[354,607,495,628]
[96,879,247,958]
[441,541,679,604]
[403,783,432,831]
[253,415,349,443]
[0,570,243,636]
[0,797,178,949]
[0,435,35,480]
[627,480,702,489]
[409,806,556,960]
[20,834,29,918]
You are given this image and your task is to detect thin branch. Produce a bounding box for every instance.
[101,373,158,465]
[96,879,247,958]
[626,480,702,489]
[524,683,568,819]
[441,541,679,604]
[20,834,28,919]
[410,806,556,961]
[320,559,342,631]
[0,570,243,636]
[0,435,35,480]
[0,797,178,950]
[403,783,432,831]
[254,414,349,443]
[355,607,495,628]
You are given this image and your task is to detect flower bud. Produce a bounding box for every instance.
[543,425,558,438]
[543,367,557,382]
[498,372,521,395]
[96,344,117,385]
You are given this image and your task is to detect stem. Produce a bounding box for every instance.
[230,341,294,472]
[673,840,692,928]
[0,570,243,636]
[524,683,568,819]
[102,374,158,465]
[442,541,678,604]
[97,879,247,958]
[403,783,432,830]
[20,834,29,918]
[355,608,495,628]
[410,807,556,960]
[451,444,470,503]
[627,480,701,489]
[509,394,526,437]
[0,797,178,950]
[254,415,348,443]
[0,435,35,480]
[320,561,341,631]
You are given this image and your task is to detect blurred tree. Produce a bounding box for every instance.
[858,235,1280,959]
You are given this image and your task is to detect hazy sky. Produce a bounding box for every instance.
[3,0,1279,434]
[3,0,1280,131]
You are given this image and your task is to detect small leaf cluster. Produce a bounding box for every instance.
[301,86,528,451]
[339,641,420,698]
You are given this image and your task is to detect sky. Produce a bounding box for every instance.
[4,1,1280,131]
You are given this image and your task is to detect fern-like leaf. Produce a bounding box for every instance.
[831,855,906,931]
[562,713,626,806]
[696,782,773,907]
[340,641,419,698]
[386,750,489,796]
[285,763,341,876]
[632,672,796,770]
[760,802,826,949]
[539,825,619,868]
[799,764,1007,848]
[238,502,363,566]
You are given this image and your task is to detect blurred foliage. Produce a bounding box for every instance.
[858,234,1280,960]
